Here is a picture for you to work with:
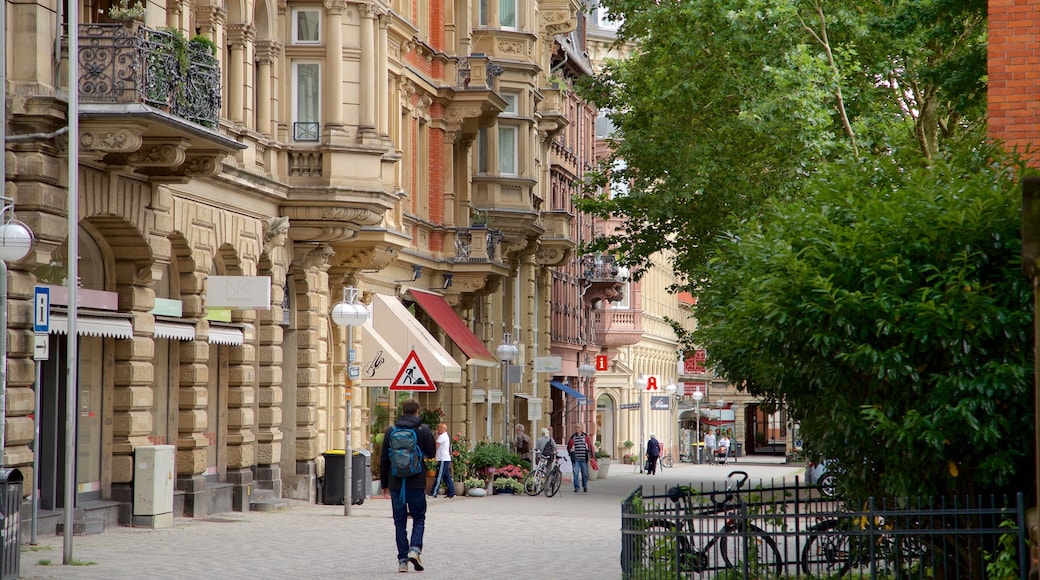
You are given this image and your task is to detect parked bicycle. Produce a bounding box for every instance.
[523,452,562,497]
[801,510,929,577]
[659,452,675,469]
[643,470,783,574]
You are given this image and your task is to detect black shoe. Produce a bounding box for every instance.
[583,487,588,492]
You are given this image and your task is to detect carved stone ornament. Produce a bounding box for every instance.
[80,129,143,153]
[540,10,577,36]
[535,245,572,267]
[333,245,399,271]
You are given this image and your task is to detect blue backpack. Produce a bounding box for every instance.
[387,426,425,500]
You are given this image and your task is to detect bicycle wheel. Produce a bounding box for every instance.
[818,473,839,498]
[524,469,544,496]
[801,519,852,577]
[643,520,702,573]
[544,467,562,497]
[718,523,783,575]
[660,454,674,469]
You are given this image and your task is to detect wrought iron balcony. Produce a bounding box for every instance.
[454,227,505,262]
[79,23,221,128]
[581,254,626,306]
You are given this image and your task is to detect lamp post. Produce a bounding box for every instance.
[0,199,34,469]
[692,388,704,463]
[664,384,678,463]
[577,357,596,437]
[635,375,647,473]
[495,333,518,448]
[330,286,370,516]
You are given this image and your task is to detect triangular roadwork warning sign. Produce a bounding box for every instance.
[389,350,437,392]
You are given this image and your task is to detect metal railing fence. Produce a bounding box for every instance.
[621,477,1027,579]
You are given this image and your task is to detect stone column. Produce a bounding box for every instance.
[254,223,289,497]
[289,244,334,501]
[224,306,258,511]
[323,0,346,133]
[359,5,378,133]
[376,13,390,136]
[109,265,159,508]
[254,41,280,137]
[176,271,211,512]
[226,23,255,125]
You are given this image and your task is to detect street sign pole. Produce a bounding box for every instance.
[31,286,49,544]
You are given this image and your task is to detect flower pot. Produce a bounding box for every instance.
[597,458,612,479]
[466,488,487,497]
[493,488,515,495]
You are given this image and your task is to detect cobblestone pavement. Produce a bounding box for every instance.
[19,461,802,579]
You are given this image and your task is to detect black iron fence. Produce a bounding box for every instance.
[78,23,222,128]
[621,474,1028,579]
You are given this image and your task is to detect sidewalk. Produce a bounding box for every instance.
[19,459,804,579]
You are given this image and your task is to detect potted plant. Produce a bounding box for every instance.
[469,441,508,477]
[595,447,612,479]
[463,477,487,497]
[492,477,524,495]
[105,0,145,22]
[470,210,490,228]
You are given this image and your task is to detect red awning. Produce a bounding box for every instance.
[407,289,498,367]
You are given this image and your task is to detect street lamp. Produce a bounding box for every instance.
[692,388,704,463]
[664,384,678,463]
[635,375,647,473]
[577,357,596,434]
[330,286,370,516]
[495,333,518,448]
[0,197,34,466]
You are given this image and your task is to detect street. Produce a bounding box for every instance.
[19,460,802,579]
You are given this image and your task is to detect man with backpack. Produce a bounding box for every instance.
[380,398,437,573]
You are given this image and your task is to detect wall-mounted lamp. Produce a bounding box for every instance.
[395,264,422,283]
[442,273,453,289]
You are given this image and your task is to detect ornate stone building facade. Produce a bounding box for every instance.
[2,0,589,530]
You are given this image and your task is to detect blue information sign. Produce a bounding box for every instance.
[33,286,50,333]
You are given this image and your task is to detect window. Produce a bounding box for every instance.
[477,123,519,176]
[596,109,616,139]
[498,125,517,175]
[478,127,490,173]
[597,3,622,29]
[500,0,516,28]
[292,62,321,141]
[480,0,517,28]
[292,9,321,44]
[502,91,519,116]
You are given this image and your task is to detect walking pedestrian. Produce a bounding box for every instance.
[380,398,437,572]
[567,423,594,493]
[704,429,717,465]
[645,434,661,475]
[429,423,456,499]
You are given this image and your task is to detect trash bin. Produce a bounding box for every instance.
[351,450,371,506]
[734,442,743,458]
[321,450,346,505]
[0,468,23,580]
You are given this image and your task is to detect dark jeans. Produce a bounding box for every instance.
[391,486,427,561]
[572,459,589,490]
[432,460,456,497]
[647,455,659,474]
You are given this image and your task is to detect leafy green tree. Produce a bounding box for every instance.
[691,142,1034,498]
[577,0,987,278]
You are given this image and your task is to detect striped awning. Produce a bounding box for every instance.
[49,313,133,339]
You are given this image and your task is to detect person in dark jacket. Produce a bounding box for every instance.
[380,398,437,572]
[646,434,662,475]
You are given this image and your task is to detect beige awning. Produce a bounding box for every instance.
[208,324,244,346]
[359,318,406,387]
[371,294,463,384]
[153,319,196,341]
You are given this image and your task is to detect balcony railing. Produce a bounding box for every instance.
[78,23,221,128]
[454,227,504,262]
[581,254,621,280]
[293,122,320,142]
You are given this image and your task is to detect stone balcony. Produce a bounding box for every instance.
[592,307,644,349]
[580,254,626,306]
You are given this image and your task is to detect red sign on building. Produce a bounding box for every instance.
[683,350,707,374]
[684,381,707,396]
[595,355,609,371]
